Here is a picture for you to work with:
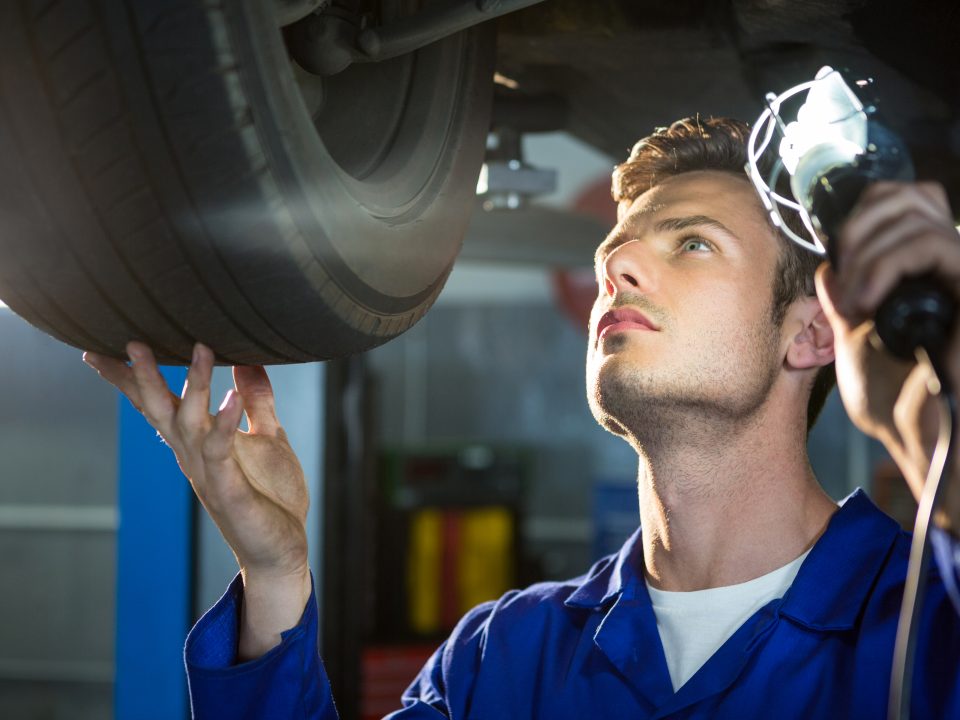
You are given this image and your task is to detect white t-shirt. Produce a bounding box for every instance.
[646,549,811,691]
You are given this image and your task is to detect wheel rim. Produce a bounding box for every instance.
[287,1,466,214]
[243,0,491,298]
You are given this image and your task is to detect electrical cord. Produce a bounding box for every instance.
[888,346,957,720]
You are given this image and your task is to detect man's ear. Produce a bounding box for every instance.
[785,296,835,370]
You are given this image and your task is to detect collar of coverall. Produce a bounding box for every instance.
[563,489,901,632]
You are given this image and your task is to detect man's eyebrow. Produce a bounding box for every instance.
[595,214,739,267]
[653,215,739,239]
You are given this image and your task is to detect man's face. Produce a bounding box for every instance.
[586,170,786,442]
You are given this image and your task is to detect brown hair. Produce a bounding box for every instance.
[610,116,835,432]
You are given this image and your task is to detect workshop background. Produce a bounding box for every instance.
[0,131,905,720]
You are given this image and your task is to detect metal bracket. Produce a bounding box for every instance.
[476,126,557,210]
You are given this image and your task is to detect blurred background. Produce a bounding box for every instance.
[0,129,913,719]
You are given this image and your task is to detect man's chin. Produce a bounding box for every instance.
[587,360,685,443]
[587,367,647,439]
[597,332,635,353]
[599,414,629,437]
[587,393,630,438]
[588,351,654,391]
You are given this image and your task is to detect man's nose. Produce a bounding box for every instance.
[602,241,654,298]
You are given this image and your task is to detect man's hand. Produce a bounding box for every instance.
[815,180,960,535]
[84,341,312,659]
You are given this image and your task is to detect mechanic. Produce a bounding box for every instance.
[84,117,960,718]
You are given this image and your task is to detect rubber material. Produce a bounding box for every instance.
[0,0,494,364]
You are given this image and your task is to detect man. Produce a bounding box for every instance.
[85,117,960,718]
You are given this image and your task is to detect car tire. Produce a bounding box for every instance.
[0,0,494,364]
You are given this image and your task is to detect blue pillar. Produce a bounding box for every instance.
[115,366,193,719]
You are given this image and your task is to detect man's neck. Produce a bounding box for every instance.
[635,402,837,592]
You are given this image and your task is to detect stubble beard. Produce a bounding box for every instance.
[588,319,782,457]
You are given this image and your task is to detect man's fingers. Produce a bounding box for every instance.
[126,342,179,432]
[838,214,957,315]
[234,365,282,436]
[839,181,950,267]
[849,230,960,316]
[200,390,255,504]
[913,180,951,213]
[178,343,214,439]
[83,351,144,410]
[858,180,949,213]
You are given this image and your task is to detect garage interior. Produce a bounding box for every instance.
[0,0,955,718]
[0,130,906,718]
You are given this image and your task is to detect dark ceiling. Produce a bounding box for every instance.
[493,0,960,211]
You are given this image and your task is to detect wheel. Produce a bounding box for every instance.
[0,0,494,364]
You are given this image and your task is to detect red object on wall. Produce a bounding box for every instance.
[440,512,462,630]
[552,269,600,334]
[552,176,619,333]
[361,645,437,720]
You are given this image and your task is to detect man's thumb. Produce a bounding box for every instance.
[814,262,845,326]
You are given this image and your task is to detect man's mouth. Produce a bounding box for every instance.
[596,307,659,342]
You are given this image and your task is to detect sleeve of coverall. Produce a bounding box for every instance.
[185,573,336,719]
[931,527,960,617]
[184,574,490,720]
[916,527,960,719]
[384,600,501,719]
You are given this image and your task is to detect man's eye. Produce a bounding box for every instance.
[680,236,711,253]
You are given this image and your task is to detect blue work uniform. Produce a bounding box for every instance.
[185,489,960,718]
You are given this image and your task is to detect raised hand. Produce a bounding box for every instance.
[815,180,960,533]
[84,341,312,659]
